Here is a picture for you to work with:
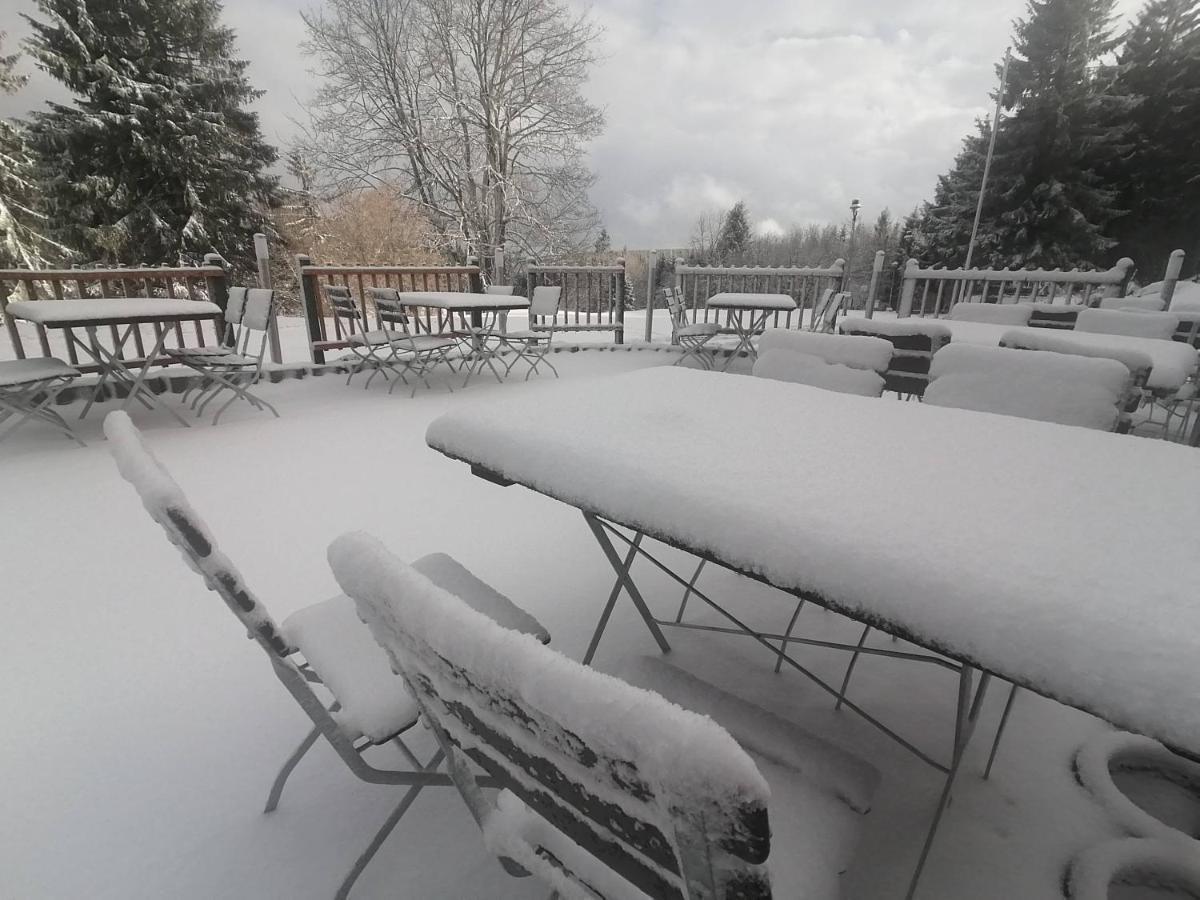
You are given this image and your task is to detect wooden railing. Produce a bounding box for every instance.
[526,261,626,343]
[296,257,483,363]
[673,260,845,330]
[0,256,229,371]
[896,257,1135,318]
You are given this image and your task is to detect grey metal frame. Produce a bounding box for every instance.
[576,510,990,900]
[663,286,719,369]
[501,286,562,380]
[169,288,280,424]
[367,289,459,396]
[0,360,84,446]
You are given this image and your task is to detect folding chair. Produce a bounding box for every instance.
[102,411,549,899]
[330,531,879,900]
[807,289,849,333]
[167,288,280,424]
[366,288,458,396]
[324,284,380,383]
[663,286,720,368]
[489,285,557,381]
[0,357,84,446]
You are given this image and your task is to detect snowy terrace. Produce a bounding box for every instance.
[5,337,1200,900]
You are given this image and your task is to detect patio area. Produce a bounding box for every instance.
[0,348,1155,899]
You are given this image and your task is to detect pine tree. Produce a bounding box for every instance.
[22,0,279,267]
[594,226,611,255]
[985,0,1132,268]
[1107,0,1200,278]
[920,121,996,267]
[715,201,751,261]
[0,31,71,269]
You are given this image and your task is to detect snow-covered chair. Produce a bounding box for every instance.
[948,302,1033,326]
[103,411,550,900]
[807,289,849,333]
[0,357,84,446]
[1075,308,1180,341]
[662,286,720,368]
[329,531,880,900]
[166,287,280,424]
[753,350,886,397]
[1022,302,1082,330]
[364,287,459,396]
[838,316,951,397]
[924,343,1132,431]
[500,285,561,380]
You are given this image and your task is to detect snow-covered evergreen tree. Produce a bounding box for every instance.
[715,201,751,261]
[985,0,1133,268]
[1107,0,1200,277]
[22,0,279,267]
[919,121,997,267]
[0,31,71,270]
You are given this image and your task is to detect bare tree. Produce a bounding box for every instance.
[299,0,604,275]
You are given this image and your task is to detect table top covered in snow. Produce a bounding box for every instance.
[706,292,798,312]
[395,291,531,311]
[6,298,221,327]
[427,366,1200,754]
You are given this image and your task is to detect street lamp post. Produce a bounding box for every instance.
[844,198,862,292]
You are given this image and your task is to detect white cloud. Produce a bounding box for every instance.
[0,0,1151,250]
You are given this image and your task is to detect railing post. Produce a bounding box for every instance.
[296,254,325,364]
[644,250,657,343]
[864,250,885,319]
[468,261,484,293]
[897,259,919,318]
[0,277,25,359]
[1161,249,1185,306]
[614,257,626,345]
[1115,256,1135,298]
[254,233,283,363]
[203,253,230,341]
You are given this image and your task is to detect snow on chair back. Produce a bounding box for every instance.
[925,343,1131,431]
[368,287,413,332]
[759,329,892,373]
[1075,308,1180,341]
[838,316,951,396]
[529,285,562,320]
[663,286,689,328]
[808,289,848,333]
[329,532,773,900]
[103,411,293,659]
[948,303,1032,327]
[220,286,249,345]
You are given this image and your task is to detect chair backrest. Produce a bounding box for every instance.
[216,286,249,347]
[103,411,293,660]
[753,349,886,397]
[838,316,952,396]
[485,285,515,296]
[759,328,892,373]
[324,284,362,335]
[529,285,562,320]
[368,286,413,332]
[925,343,1131,431]
[660,286,691,331]
[1022,302,1081,330]
[1000,329,1153,391]
[807,290,848,333]
[1075,308,1180,341]
[329,531,773,900]
[948,303,1033,326]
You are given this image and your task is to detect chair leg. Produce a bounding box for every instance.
[674,558,707,622]
[834,625,872,711]
[773,599,805,674]
[264,725,322,813]
[333,747,445,900]
[983,683,1021,780]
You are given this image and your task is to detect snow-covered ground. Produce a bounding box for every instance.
[0,349,1185,899]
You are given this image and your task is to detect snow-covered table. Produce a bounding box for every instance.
[397,291,533,384]
[5,298,221,426]
[428,365,1200,894]
[705,293,798,369]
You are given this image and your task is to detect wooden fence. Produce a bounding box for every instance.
[0,256,230,372]
[893,257,1136,318]
[672,260,846,330]
[526,261,626,344]
[296,257,483,363]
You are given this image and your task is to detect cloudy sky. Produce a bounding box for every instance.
[0,0,1144,248]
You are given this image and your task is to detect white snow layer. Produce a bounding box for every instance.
[753,350,885,397]
[999,329,1154,377]
[395,291,530,310]
[948,303,1034,326]
[1002,328,1197,391]
[758,328,892,371]
[6,297,220,324]
[1075,308,1180,341]
[1066,837,1200,899]
[425,366,1200,753]
[925,343,1129,431]
[706,292,798,311]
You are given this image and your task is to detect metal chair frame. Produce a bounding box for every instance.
[0,359,85,446]
[501,285,562,380]
[663,286,719,368]
[366,288,458,397]
[808,289,849,333]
